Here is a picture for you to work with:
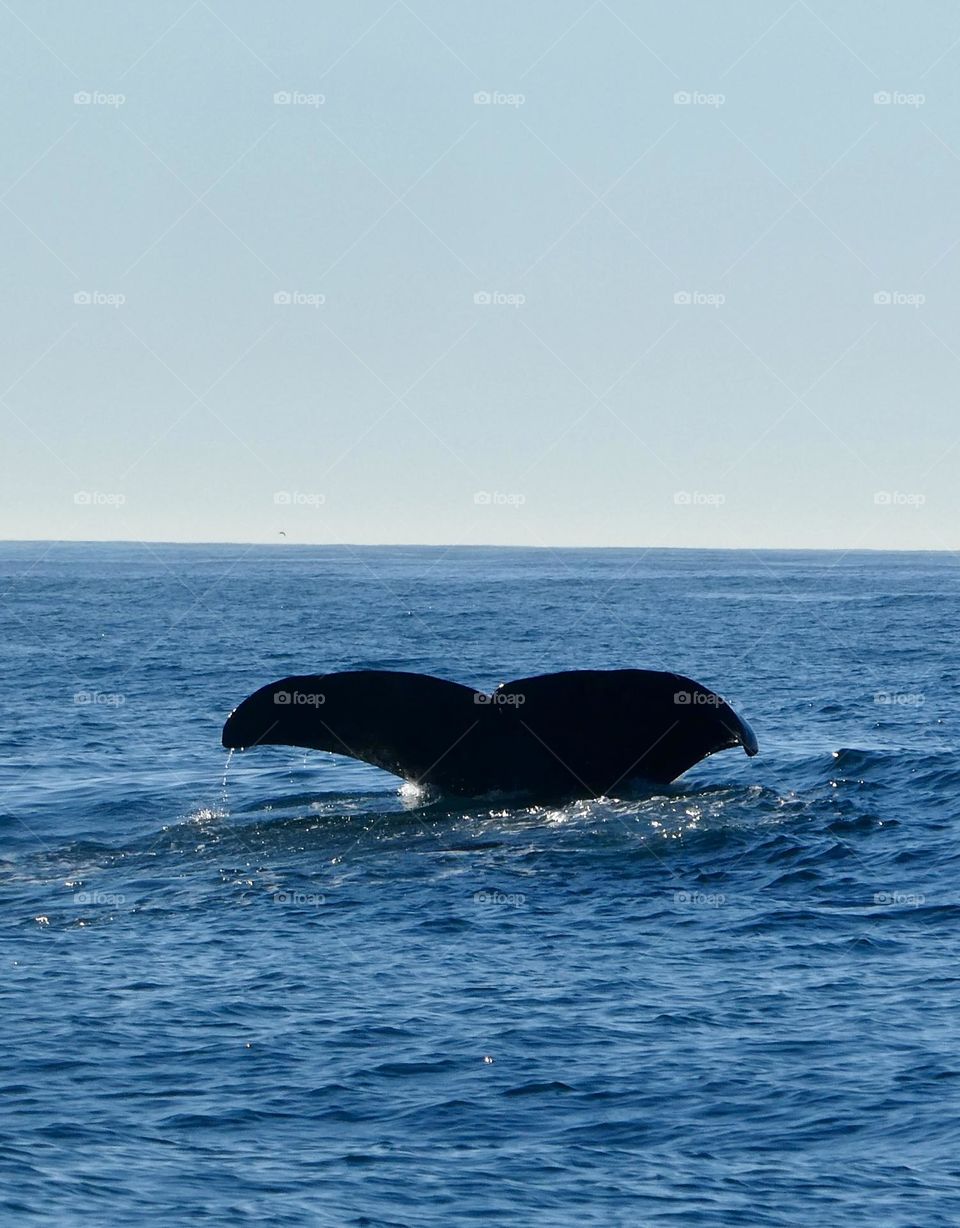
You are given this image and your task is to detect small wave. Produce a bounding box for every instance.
[503,1081,574,1097]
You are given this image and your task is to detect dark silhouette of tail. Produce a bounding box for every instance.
[222,668,757,799]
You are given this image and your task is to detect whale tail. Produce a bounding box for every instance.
[222,668,757,799]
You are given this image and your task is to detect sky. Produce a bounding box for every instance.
[1,0,959,550]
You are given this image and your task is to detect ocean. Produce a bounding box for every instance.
[2,541,959,1226]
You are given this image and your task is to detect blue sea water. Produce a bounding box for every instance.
[2,541,960,1226]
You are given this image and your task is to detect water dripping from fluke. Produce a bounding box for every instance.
[221,748,235,797]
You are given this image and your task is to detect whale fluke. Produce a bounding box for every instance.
[222,668,757,800]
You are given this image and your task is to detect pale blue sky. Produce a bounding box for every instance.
[2,0,959,548]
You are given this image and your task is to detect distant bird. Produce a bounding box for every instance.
[278,531,286,537]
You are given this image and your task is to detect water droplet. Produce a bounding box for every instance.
[222,748,235,792]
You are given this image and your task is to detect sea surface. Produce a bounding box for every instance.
[2,542,959,1226]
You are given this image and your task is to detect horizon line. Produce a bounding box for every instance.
[0,538,956,555]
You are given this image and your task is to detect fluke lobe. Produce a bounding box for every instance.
[222,668,758,800]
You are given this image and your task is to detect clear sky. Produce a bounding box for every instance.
[2,0,958,549]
